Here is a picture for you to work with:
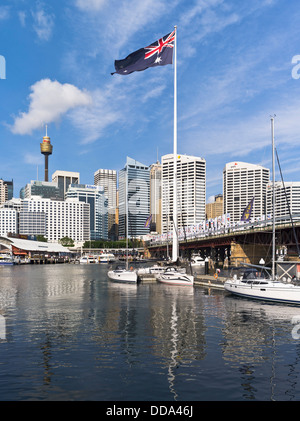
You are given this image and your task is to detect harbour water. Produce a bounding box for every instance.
[1,263,300,401]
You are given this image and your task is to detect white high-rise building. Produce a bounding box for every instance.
[150,161,162,233]
[161,154,206,233]
[0,208,18,237]
[94,169,117,239]
[66,184,108,240]
[19,197,90,242]
[266,181,300,221]
[52,170,80,200]
[223,162,270,222]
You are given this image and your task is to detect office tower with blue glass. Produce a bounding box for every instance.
[118,157,150,239]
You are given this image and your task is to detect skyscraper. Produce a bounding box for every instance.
[52,170,80,200]
[223,162,270,222]
[66,184,108,240]
[161,154,206,234]
[118,157,150,239]
[266,181,300,221]
[94,169,117,240]
[0,179,13,205]
[150,161,162,233]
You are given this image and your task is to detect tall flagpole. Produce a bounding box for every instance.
[172,25,178,262]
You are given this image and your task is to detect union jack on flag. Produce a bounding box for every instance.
[112,30,175,75]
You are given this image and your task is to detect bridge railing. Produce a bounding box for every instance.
[148,214,300,247]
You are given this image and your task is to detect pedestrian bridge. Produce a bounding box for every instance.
[147,217,300,267]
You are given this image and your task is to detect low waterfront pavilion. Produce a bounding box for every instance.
[0,236,69,259]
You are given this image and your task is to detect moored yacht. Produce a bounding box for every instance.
[156,267,194,286]
[99,253,116,263]
[107,266,138,283]
[79,255,97,264]
[0,253,15,265]
[224,267,300,305]
[190,255,205,266]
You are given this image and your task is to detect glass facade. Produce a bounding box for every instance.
[66,184,108,240]
[118,157,150,239]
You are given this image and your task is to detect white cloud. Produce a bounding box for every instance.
[31,3,54,41]
[69,83,123,144]
[11,79,92,135]
[24,153,43,166]
[75,0,107,11]
[0,6,9,21]
[18,11,27,27]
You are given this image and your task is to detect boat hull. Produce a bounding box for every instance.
[225,280,300,305]
[107,270,137,283]
[157,274,194,286]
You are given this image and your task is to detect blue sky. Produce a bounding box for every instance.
[1,0,300,201]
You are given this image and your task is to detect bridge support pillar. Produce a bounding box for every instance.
[230,241,271,266]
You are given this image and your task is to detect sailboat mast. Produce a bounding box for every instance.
[271,116,275,278]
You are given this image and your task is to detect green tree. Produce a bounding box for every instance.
[59,237,74,247]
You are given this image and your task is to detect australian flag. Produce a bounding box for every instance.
[112,30,175,75]
[241,197,255,222]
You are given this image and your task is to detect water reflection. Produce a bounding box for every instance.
[1,265,300,400]
[223,296,300,400]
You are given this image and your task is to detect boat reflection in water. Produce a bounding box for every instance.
[223,296,300,400]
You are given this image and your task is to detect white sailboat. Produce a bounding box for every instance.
[156,267,194,286]
[190,255,205,266]
[224,117,300,305]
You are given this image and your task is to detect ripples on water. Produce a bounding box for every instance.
[1,264,300,401]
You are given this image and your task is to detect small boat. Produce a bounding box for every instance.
[99,253,116,263]
[107,266,138,283]
[156,267,194,286]
[190,255,205,266]
[79,255,96,264]
[0,254,15,266]
[137,265,186,276]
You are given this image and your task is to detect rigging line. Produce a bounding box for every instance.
[275,147,300,257]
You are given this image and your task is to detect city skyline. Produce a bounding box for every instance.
[1,1,300,202]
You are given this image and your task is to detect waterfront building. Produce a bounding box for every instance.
[150,161,162,233]
[66,184,108,240]
[19,196,90,242]
[206,194,223,219]
[161,154,206,234]
[223,162,270,222]
[266,181,300,221]
[118,157,150,239]
[21,180,60,200]
[94,169,117,240]
[52,170,80,200]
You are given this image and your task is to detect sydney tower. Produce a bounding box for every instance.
[40,126,53,182]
